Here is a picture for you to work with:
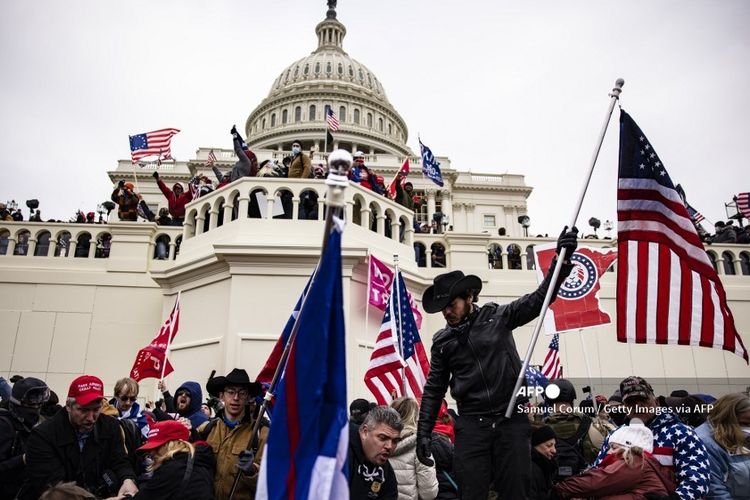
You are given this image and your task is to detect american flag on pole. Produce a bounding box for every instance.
[617,110,747,361]
[686,203,705,224]
[326,108,340,132]
[129,128,180,163]
[364,270,430,405]
[206,149,217,166]
[541,333,562,380]
[737,192,750,220]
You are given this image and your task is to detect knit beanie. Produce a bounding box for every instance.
[609,418,653,452]
[531,425,556,446]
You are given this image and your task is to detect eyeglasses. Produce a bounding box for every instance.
[118,395,138,402]
[224,388,249,399]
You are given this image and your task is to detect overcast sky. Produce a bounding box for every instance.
[1,0,747,235]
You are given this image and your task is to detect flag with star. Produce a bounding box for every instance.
[129,128,180,163]
[616,110,747,361]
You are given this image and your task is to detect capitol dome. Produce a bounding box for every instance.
[245,3,412,157]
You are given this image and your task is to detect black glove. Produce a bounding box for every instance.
[236,449,256,475]
[118,180,125,188]
[416,436,434,466]
[231,125,238,137]
[152,171,159,179]
[556,226,579,259]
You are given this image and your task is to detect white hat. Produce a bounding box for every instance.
[354,150,365,158]
[609,418,654,453]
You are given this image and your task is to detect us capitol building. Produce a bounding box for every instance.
[2,3,748,401]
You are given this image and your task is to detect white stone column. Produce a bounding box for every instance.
[223,203,234,223]
[442,190,453,229]
[466,203,475,232]
[68,239,78,258]
[360,208,371,230]
[209,209,220,230]
[266,196,275,220]
[376,214,386,235]
[49,240,58,257]
[317,198,325,221]
[87,241,97,259]
[405,225,414,246]
[195,215,206,235]
[425,249,433,268]
[390,219,400,241]
[168,241,176,260]
[426,189,436,226]
[183,219,195,240]
[238,196,250,219]
[27,238,37,257]
[452,203,463,232]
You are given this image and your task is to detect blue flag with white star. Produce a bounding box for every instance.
[420,139,444,187]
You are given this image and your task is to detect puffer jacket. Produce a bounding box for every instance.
[389,428,438,500]
[130,443,215,500]
[696,421,750,499]
[554,451,674,499]
[418,262,573,437]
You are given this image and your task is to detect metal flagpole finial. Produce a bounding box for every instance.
[325,149,352,208]
[610,78,625,98]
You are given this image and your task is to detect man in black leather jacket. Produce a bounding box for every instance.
[416,227,578,499]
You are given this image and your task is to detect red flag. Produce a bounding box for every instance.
[387,159,410,200]
[368,255,423,329]
[534,244,617,333]
[130,295,180,381]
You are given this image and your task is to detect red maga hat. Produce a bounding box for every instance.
[137,420,190,451]
[68,375,104,407]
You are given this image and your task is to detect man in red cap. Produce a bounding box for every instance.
[17,375,138,500]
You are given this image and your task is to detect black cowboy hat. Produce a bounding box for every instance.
[422,271,482,314]
[206,368,262,398]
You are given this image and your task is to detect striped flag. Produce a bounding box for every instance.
[541,333,562,380]
[364,269,430,405]
[737,192,750,220]
[686,203,705,224]
[326,108,340,132]
[616,111,747,361]
[206,149,217,165]
[129,128,180,163]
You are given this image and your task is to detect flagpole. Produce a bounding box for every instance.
[578,329,594,395]
[227,150,352,500]
[394,254,406,396]
[364,249,371,349]
[159,291,180,382]
[505,78,624,419]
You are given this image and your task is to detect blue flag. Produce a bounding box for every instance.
[419,139,444,187]
[256,226,349,500]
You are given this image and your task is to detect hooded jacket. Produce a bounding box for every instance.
[111,187,140,221]
[594,411,709,500]
[418,262,573,438]
[156,179,192,219]
[348,423,398,500]
[229,136,257,182]
[529,448,557,500]
[695,421,750,499]
[554,450,674,499]
[16,410,135,499]
[175,381,208,429]
[130,443,215,500]
[389,428,438,500]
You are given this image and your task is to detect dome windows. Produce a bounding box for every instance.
[309,105,316,121]
[282,109,288,124]
[337,63,343,75]
[378,117,383,132]
[367,112,373,128]
[353,109,360,125]
[388,123,392,135]
[315,62,321,75]
[295,106,302,122]
[271,113,276,127]
[326,62,332,76]
[358,69,364,82]
[339,106,346,123]
[262,118,266,130]
[303,64,309,76]
[348,65,354,78]
[293,66,299,78]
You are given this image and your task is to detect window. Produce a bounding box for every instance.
[378,118,383,132]
[353,109,360,124]
[282,109,288,124]
[388,123,392,135]
[339,106,346,123]
[484,215,496,227]
[270,113,276,127]
[262,118,266,129]
[309,105,316,121]
[367,113,373,128]
[295,106,301,122]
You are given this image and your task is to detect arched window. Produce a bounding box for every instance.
[34,231,51,256]
[95,233,112,258]
[414,243,427,268]
[353,109,360,124]
[488,244,503,269]
[309,105,316,121]
[722,251,736,275]
[0,230,9,255]
[526,244,536,270]
[707,251,718,272]
[14,230,30,256]
[388,123,392,135]
[270,113,276,127]
[367,113,373,128]
[378,118,384,132]
[507,244,522,270]
[74,232,92,258]
[431,243,446,268]
[295,106,302,122]
[282,109,288,124]
[337,63,343,75]
[740,252,750,276]
[55,232,71,257]
[262,118,266,130]
[339,106,346,123]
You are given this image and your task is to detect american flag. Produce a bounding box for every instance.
[206,149,217,166]
[364,270,430,405]
[129,128,180,163]
[737,192,750,220]
[686,203,705,224]
[541,333,562,380]
[326,108,340,132]
[616,111,747,361]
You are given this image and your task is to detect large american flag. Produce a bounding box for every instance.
[326,108,340,132]
[129,128,180,163]
[616,111,747,361]
[364,270,430,405]
[541,333,562,380]
[206,149,217,166]
[737,192,750,220]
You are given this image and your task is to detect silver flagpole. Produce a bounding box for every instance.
[505,78,624,418]
[394,254,406,396]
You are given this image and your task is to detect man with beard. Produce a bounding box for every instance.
[163,381,208,431]
[0,377,50,499]
[349,405,402,499]
[17,375,137,500]
[197,368,266,499]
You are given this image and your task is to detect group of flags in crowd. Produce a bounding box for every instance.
[126,108,748,499]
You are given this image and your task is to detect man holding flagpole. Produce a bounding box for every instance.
[416,228,578,499]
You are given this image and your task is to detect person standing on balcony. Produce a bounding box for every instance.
[288,139,312,178]
[415,228,578,499]
[111,180,140,222]
[152,171,191,226]
[350,151,383,195]
[226,125,258,183]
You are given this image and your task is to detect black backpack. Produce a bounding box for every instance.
[553,415,592,481]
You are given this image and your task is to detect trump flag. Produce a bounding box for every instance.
[534,244,617,334]
[130,294,180,381]
[256,225,348,500]
[368,255,423,329]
